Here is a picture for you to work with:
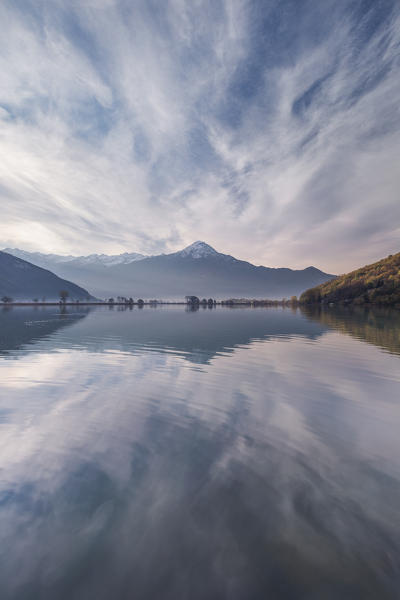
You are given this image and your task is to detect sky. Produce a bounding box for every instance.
[0,0,399,273]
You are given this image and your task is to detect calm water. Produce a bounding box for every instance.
[0,305,400,599]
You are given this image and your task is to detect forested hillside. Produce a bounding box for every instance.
[300,253,400,306]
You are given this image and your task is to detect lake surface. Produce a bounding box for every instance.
[0,304,399,599]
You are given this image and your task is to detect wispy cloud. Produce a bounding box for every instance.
[0,0,399,271]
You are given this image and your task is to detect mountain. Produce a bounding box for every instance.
[0,251,94,301]
[3,242,335,299]
[300,252,400,306]
[3,248,147,268]
[111,242,334,299]
[173,241,220,259]
[2,248,148,300]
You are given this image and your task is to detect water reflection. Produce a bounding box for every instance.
[301,305,400,356]
[0,306,399,599]
[3,303,400,362]
[0,305,90,356]
[0,305,327,364]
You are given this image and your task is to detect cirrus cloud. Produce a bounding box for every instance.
[0,0,399,272]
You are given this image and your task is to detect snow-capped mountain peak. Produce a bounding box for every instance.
[71,252,147,266]
[177,241,218,259]
[3,248,147,267]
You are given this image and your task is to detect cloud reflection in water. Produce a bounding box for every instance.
[0,306,399,599]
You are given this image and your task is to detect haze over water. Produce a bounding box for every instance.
[0,305,399,599]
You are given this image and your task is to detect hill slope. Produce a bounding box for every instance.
[300,252,400,306]
[0,251,94,301]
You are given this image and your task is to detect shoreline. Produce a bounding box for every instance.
[1,301,398,309]
[1,300,292,307]
[0,301,187,306]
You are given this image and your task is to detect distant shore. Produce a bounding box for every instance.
[1,299,297,307]
[0,301,186,306]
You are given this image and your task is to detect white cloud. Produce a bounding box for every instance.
[0,0,399,270]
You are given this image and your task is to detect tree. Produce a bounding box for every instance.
[59,290,69,303]
[185,296,199,305]
[1,296,13,304]
[137,298,144,307]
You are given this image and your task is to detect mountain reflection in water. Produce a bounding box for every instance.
[0,305,399,600]
[301,305,400,357]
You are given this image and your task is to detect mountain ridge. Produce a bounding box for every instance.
[3,242,335,299]
[3,248,147,267]
[3,241,329,271]
[0,251,94,301]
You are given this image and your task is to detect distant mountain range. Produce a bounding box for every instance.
[4,242,335,300]
[0,251,93,301]
[4,248,147,268]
